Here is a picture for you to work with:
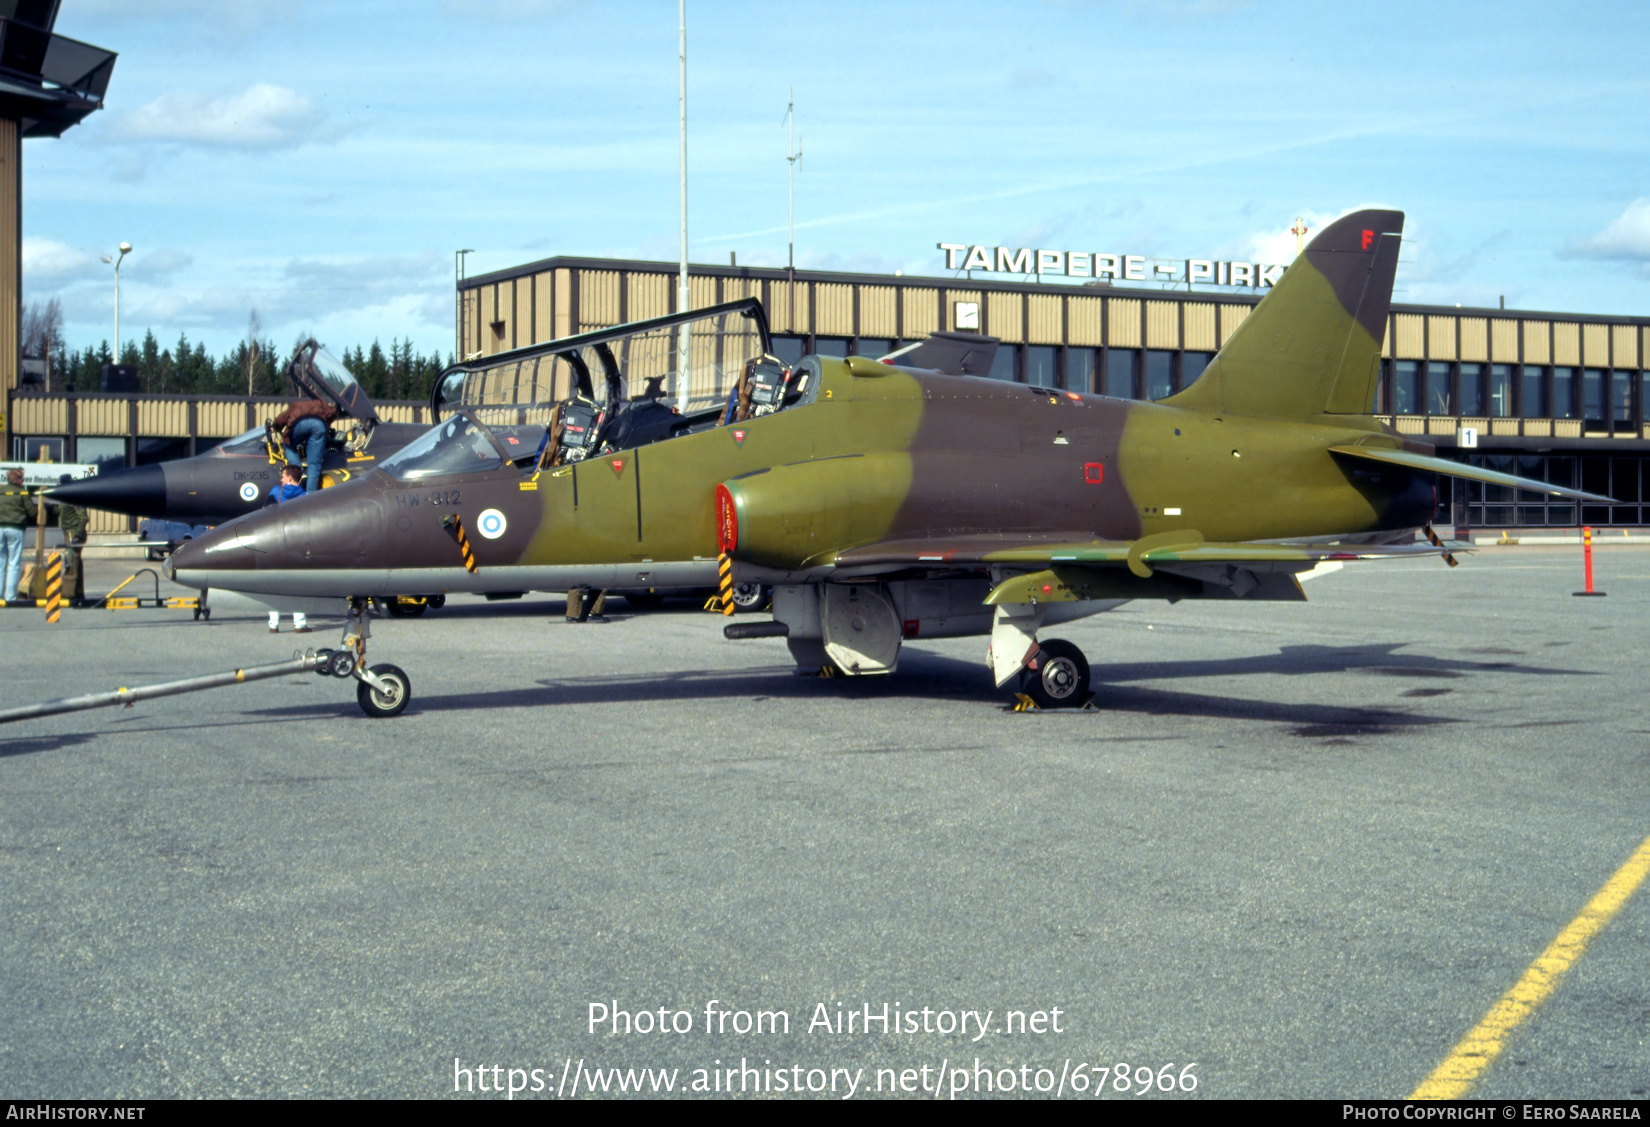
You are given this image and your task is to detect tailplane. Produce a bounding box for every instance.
[1166,208,1403,421]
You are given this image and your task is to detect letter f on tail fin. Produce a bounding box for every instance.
[1167,208,1403,422]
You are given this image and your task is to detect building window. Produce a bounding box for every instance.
[1459,363,1484,416]
[1144,350,1174,400]
[988,345,1018,381]
[770,336,805,366]
[1612,370,1634,431]
[1067,349,1097,394]
[814,337,849,358]
[855,338,893,358]
[76,436,126,470]
[1490,364,1513,417]
[1106,349,1137,399]
[1025,345,1057,388]
[13,436,64,463]
[1427,360,1452,415]
[136,438,190,466]
[1182,351,1213,389]
[1393,360,1420,414]
[1551,367,1575,419]
[1583,368,1606,426]
[1522,365,1546,418]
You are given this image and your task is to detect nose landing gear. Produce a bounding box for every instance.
[335,596,414,718]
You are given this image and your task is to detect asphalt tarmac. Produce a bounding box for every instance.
[1,548,1646,1100]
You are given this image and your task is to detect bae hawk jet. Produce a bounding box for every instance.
[167,211,1609,717]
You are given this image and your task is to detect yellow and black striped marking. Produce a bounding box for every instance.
[451,514,478,574]
[718,552,735,616]
[44,552,62,624]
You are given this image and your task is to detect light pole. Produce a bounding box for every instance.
[455,248,473,359]
[676,0,690,413]
[99,241,131,359]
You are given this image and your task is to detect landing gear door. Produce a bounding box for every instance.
[821,583,901,675]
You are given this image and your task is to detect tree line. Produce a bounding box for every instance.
[21,298,454,403]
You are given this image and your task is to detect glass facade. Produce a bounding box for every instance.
[1551,367,1575,419]
[1522,365,1546,418]
[1025,345,1057,388]
[1183,351,1212,388]
[1427,361,1452,415]
[856,338,893,358]
[988,344,1017,381]
[1452,454,1650,528]
[1489,365,1513,417]
[1393,360,1420,414]
[1583,367,1604,426]
[1459,363,1483,416]
[1144,350,1173,400]
[1067,348,1097,394]
[1106,349,1136,399]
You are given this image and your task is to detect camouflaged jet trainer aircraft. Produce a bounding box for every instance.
[50,340,430,527]
[168,210,1610,718]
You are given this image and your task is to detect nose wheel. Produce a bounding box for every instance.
[356,663,411,718]
[1020,638,1090,709]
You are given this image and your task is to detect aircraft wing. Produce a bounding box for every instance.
[1329,444,1614,504]
[830,533,1455,579]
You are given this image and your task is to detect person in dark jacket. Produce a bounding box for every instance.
[268,398,338,494]
[0,468,35,603]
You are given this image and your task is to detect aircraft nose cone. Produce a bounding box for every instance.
[168,514,284,584]
[49,464,168,517]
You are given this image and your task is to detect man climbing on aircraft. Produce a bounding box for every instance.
[268,396,337,493]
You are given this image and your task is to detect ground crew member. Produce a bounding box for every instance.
[268,464,305,505]
[55,474,87,604]
[268,398,337,494]
[0,468,35,604]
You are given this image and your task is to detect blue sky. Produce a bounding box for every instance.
[26,0,1650,358]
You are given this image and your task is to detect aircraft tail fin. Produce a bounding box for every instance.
[1165,208,1403,421]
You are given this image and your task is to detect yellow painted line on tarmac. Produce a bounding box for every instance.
[1410,831,1650,1099]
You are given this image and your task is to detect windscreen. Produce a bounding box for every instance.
[216,427,276,456]
[378,413,503,480]
[434,304,768,421]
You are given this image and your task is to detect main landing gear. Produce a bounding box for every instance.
[1019,638,1091,710]
[989,603,1092,710]
[320,597,413,717]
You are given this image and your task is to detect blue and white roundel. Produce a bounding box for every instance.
[477,508,507,539]
[239,482,259,502]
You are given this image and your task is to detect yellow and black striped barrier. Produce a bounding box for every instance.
[717,552,735,616]
[446,514,479,573]
[44,552,61,624]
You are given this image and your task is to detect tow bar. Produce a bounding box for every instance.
[0,598,412,724]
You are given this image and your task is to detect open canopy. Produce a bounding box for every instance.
[431,298,771,428]
[288,340,379,425]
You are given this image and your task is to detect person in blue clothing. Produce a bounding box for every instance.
[268,463,305,504]
[266,467,312,633]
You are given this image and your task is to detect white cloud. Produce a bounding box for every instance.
[22,238,98,288]
[120,84,325,150]
[1561,199,1650,261]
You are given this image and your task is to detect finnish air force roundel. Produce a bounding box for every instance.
[476,508,508,539]
[240,482,259,502]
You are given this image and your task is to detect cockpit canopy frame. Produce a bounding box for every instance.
[430,297,772,427]
[287,338,380,426]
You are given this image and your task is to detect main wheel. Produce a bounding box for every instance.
[623,590,666,609]
[385,597,427,618]
[1022,638,1089,709]
[730,581,769,612]
[356,663,411,718]
[426,595,446,610]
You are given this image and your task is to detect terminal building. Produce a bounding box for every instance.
[8,252,1650,534]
